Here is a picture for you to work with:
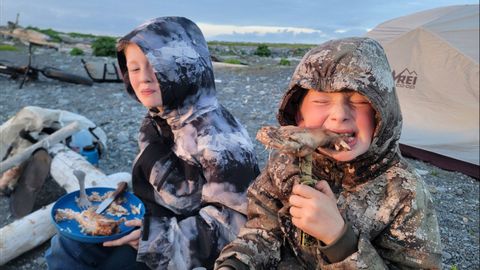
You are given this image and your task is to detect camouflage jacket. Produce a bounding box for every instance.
[215,37,442,269]
[117,17,259,269]
[216,152,442,269]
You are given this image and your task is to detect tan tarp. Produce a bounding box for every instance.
[367,5,479,174]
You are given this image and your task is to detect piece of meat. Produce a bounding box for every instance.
[130,204,141,215]
[256,125,351,246]
[0,165,22,195]
[256,125,350,157]
[106,203,129,217]
[54,207,125,236]
[75,192,128,217]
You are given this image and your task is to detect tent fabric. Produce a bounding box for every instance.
[366,5,479,178]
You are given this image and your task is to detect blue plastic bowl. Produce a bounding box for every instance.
[51,187,145,243]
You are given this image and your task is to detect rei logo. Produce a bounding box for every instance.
[392,68,418,89]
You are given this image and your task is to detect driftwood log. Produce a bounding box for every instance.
[0,143,132,265]
[0,121,81,175]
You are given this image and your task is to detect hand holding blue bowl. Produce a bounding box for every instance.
[51,187,145,243]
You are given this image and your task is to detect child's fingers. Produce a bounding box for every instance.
[314,180,335,200]
[124,219,142,227]
[103,229,141,247]
[291,216,302,228]
[289,205,301,217]
[292,184,319,199]
[289,194,307,206]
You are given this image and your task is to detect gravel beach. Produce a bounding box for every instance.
[0,44,478,270]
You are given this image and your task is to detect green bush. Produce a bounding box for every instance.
[70,47,84,56]
[254,44,271,57]
[92,36,117,57]
[0,44,18,51]
[278,58,290,66]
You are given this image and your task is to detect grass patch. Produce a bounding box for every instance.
[0,44,18,51]
[68,32,97,39]
[430,170,439,177]
[25,26,100,42]
[450,265,458,270]
[223,58,243,65]
[26,26,62,42]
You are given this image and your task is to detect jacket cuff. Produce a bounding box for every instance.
[217,257,249,270]
[318,222,358,263]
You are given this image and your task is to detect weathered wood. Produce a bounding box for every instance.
[0,121,81,175]
[0,203,57,265]
[0,145,132,265]
[49,143,117,190]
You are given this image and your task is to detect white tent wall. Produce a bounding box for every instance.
[367,5,479,178]
[391,28,479,160]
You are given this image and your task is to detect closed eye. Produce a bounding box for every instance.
[312,100,330,105]
[351,101,370,105]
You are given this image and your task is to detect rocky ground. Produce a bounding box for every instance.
[0,42,478,270]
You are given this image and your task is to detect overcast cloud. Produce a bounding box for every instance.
[1,0,477,43]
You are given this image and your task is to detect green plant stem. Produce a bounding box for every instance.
[299,154,317,246]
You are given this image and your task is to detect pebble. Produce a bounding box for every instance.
[116,131,130,143]
[428,186,437,194]
[415,168,429,176]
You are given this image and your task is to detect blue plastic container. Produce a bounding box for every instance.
[70,129,93,153]
[80,145,99,166]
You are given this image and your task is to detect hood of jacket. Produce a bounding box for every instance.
[278,37,403,187]
[118,17,259,196]
[117,16,216,122]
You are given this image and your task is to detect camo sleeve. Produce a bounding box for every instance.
[320,171,442,270]
[215,152,299,269]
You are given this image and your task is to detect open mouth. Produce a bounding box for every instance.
[324,132,354,151]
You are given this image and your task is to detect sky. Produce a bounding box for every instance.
[1,0,478,44]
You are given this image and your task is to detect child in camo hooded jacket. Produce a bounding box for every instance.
[215,37,442,269]
[46,17,259,270]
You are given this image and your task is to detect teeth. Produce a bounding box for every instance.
[339,140,351,150]
[332,140,351,151]
[338,133,354,138]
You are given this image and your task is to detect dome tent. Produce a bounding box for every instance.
[367,4,479,178]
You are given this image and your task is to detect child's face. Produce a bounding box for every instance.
[124,43,162,108]
[297,90,375,161]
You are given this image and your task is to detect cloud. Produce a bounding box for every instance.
[196,22,330,43]
[334,29,349,33]
[197,22,323,38]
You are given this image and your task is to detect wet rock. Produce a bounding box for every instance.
[443,251,452,260]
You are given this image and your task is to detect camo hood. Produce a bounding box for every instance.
[116,17,259,178]
[278,37,402,187]
[117,16,215,116]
